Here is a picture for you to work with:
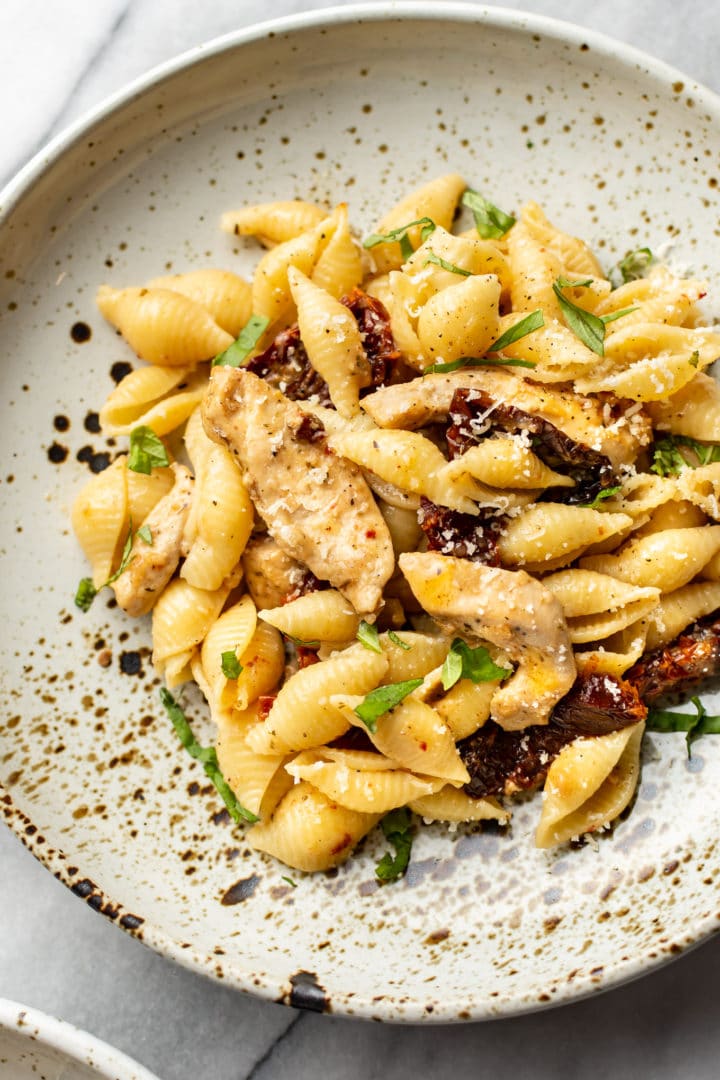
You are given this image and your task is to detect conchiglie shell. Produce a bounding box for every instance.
[580,525,720,591]
[535,723,644,848]
[221,200,327,246]
[287,267,370,418]
[152,577,231,686]
[378,501,423,556]
[497,506,633,571]
[346,696,470,785]
[71,455,128,586]
[96,285,233,365]
[506,220,564,321]
[635,499,706,537]
[595,264,705,328]
[646,372,720,440]
[180,444,253,590]
[403,227,512,300]
[214,702,288,817]
[409,787,509,823]
[379,632,451,683]
[246,644,388,755]
[248,781,382,871]
[676,462,720,521]
[596,472,679,522]
[574,622,649,679]
[126,464,176,527]
[234,621,285,712]
[431,675,497,740]
[416,274,501,366]
[368,173,467,274]
[644,580,720,651]
[383,270,425,369]
[542,569,661,618]
[251,213,335,325]
[441,436,574,491]
[146,268,252,337]
[99,365,203,435]
[310,204,364,298]
[327,428,477,514]
[520,201,606,281]
[260,589,360,644]
[200,595,258,709]
[286,752,444,813]
[495,316,599,383]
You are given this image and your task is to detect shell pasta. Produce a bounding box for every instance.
[70,176,720,878]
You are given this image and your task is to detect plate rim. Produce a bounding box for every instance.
[0,997,160,1079]
[2,0,720,1024]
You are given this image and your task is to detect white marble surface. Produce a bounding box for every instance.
[2,1,720,1077]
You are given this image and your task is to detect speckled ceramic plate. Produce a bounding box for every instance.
[2,2,720,1023]
[0,999,160,1079]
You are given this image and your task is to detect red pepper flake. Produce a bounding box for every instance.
[365,529,376,539]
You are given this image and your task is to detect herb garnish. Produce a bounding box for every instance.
[357,620,382,653]
[580,485,622,509]
[375,807,413,883]
[160,688,258,823]
[387,630,411,650]
[424,354,536,375]
[363,217,437,261]
[441,639,512,692]
[423,252,471,276]
[221,651,243,679]
[646,696,720,757]
[553,277,639,354]
[213,314,270,368]
[462,190,516,239]
[128,425,170,475]
[354,678,424,732]
[74,523,138,611]
[136,524,153,545]
[282,875,298,888]
[650,434,720,477]
[487,309,545,353]
[609,247,654,287]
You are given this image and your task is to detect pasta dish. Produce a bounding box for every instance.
[71,174,720,878]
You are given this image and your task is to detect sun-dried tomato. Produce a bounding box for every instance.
[341,288,400,388]
[460,670,646,798]
[246,325,331,405]
[417,497,504,565]
[626,613,720,702]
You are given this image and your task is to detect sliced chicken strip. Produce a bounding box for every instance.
[399,551,576,729]
[202,367,394,614]
[114,464,194,617]
[242,534,314,610]
[362,369,650,469]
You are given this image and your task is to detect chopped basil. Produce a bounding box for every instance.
[160,688,258,823]
[441,638,512,692]
[487,309,544,353]
[610,247,654,287]
[74,523,136,609]
[357,619,382,653]
[424,354,536,375]
[599,305,639,325]
[363,217,437,261]
[286,633,321,649]
[580,485,622,509]
[213,314,270,368]
[387,630,411,651]
[136,524,153,545]
[281,876,298,888]
[105,527,135,585]
[552,277,606,355]
[354,678,424,733]
[651,434,720,477]
[462,189,515,239]
[689,350,700,368]
[221,651,243,679]
[375,807,413,883]
[127,425,170,475]
[423,252,471,276]
[646,696,720,757]
[74,577,97,612]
